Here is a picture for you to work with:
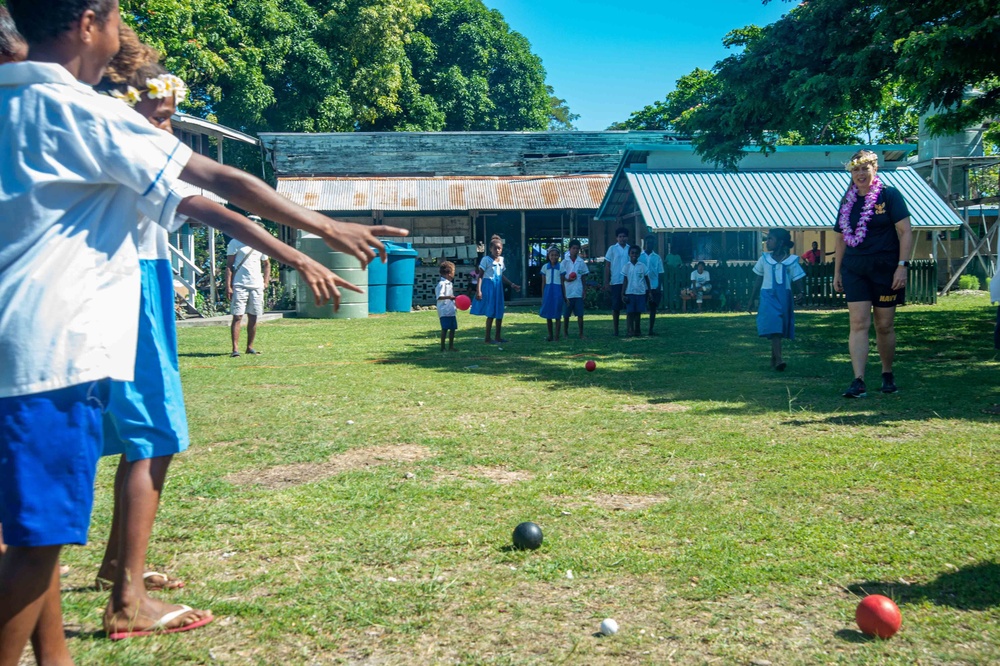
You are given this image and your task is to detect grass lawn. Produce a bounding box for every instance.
[53,293,1000,665]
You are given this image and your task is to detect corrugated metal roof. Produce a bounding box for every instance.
[627,168,962,230]
[276,176,612,212]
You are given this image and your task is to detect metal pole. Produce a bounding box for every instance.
[520,211,527,295]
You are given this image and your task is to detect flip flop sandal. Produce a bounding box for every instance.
[95,570,184,592]
[107,605,214,641]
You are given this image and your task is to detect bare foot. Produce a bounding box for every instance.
[97,561,184,591]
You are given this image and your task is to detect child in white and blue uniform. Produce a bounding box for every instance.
[750,229,806,370]
[471,235,521,343]
[538,246,565,341]
[436,261,458,351]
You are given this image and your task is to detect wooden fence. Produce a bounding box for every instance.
[602,260,938,312]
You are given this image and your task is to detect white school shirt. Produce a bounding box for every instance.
[752,253,806,290]
[0,62,193,398]
[540,262,563,286]
[690,270,711,288]
[479,255,505,280]
[436,278,456,317]
[227,239,269,289]
[604,243,630,285]
[640,251,665,290]
[621,261,649,295]
[560,257,589,299]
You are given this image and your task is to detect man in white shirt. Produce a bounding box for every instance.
[604,227,630,336]
[640,235,665,335]
[227,217,271,357]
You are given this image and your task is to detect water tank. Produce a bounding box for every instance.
[296,234,368,319]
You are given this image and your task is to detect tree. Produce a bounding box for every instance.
[680,0,999,168]
[547,85,579,130]
[608,68,718,132]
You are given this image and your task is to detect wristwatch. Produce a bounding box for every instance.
[898,261,910,267]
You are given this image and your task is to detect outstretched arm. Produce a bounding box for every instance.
[178,195,359,308]
[179,153,408,266]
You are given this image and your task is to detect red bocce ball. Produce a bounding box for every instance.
[455,294,471,311]
[585,360,596,372]
[855,595,902,639]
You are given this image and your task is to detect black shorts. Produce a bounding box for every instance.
[841,254,905,308]
[610,284,624,312]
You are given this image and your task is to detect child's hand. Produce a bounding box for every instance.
[475,292,482,300]
[512,284,522,292]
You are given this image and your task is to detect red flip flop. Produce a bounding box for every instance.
[108,605,214,641]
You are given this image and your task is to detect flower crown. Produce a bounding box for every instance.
[845,152,878,171]
[111,74,187,107]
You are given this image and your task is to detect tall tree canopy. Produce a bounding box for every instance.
[611,0,997,169]
[118,0,561,134]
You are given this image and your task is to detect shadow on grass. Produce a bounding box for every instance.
[848,561,1000,610]
[834,628,875,644]
[376,303,1000,421]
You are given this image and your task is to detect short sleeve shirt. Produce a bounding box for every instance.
[833,184,910,257]
[227,239,269,289]
[640,251,665,290]
[560,257,589,299]
[480,255,505,280]
[691,270,711,288]
[605,243,630,285]
[753,253,806,290]
[436,278,456,317]
[621,261,649,295]
[540,263,563,287]
[0,62,193,397]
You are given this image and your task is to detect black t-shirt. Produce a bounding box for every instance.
[832,185,910,257]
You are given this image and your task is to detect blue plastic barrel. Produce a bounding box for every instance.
[367,249,388,314]
[385,242,418,312]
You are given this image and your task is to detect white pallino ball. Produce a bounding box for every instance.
[599,618,619,636]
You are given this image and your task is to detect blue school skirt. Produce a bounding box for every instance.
[471,276,505,319]
[539,283,563,319]
[757,287,795,339]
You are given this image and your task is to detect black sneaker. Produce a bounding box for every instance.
[842,378,867,399]
[880,372,898,394]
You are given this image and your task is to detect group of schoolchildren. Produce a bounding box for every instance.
[0,3,407,663]
[435,226,808,372]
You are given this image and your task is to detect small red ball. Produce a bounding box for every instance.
[585,360,596,372]
[455,294,471,311]
[856,595,901,639]
[568,272,577,280]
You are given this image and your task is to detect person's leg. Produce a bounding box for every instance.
[771,334,784,370]
[245,314,259,353]
[494,318,504,343]
[0,545,61,666]
[611,286,622,336]
[484,317,493,343]
[554,319,560,341]
[440,328,446,351]
[28,563,72,666]
[648,299,657,334]
[577,315,585,338]
[635,311,643,337]
[847,301,873,380]
[103,456,211,637]
[96,456,130,585]
[993,305,999,350]
[448,329,455,351]
[872,306,897,374]
[230,315,242,355]
[546,320,554,342]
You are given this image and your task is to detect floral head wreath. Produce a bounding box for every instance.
[111,74,188,107]
[845,151,878,172]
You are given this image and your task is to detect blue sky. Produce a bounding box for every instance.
[482,0,793,130]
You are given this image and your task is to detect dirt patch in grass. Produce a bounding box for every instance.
[549,493,669,511]
[226,444,435,490]
[623,402,690,413]
[434,466,535,485]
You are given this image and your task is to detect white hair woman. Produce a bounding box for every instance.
[832,150,913,397]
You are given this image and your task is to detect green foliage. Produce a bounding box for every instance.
[120,0,558,136]
[958,274,982,291]
[629,0,1000,169]
[547,85,578,130]
[608,68,718,132]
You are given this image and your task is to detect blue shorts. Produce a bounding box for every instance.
[626,293,647,314]
[0,381,108,547]
[564,297,584,317]
[103,260,189,462]
[610,284,624,312]
[439,316,457,331]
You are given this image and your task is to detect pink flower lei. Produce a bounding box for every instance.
[838,176,883,247]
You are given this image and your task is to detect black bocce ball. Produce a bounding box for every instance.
[512,521,543,550]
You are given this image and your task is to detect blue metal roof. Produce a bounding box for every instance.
[623,168,962,230]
